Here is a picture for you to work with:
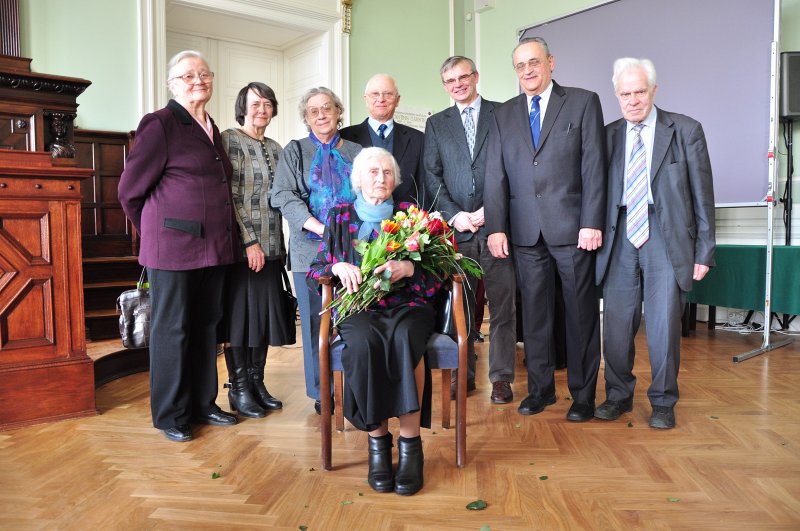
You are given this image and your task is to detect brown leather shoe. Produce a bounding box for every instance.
[490,381,513,404]
[450,379,476,400]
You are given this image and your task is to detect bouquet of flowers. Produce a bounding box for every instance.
[326,204,482,326]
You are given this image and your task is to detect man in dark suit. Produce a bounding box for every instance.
[424,56,517,404]
[595,58,715,429]
[340,74,427,207]
[485,37,606,422]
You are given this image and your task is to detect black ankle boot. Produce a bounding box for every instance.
[367,433,394,493]
[249,347,283,410]
[224,347,266,418]
[395,436,423,496]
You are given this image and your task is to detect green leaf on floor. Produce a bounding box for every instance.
[496,408,505,412]
[710,415,719,420]
[627,421,634,428]
[211,472,220,479]
[358,492,364,496]
[515,422,521,428]
[299,526,308,531]
[466,500,488,510]
[340,500,353,505]
[309,467,316,471]
[539,475,548,481]
[667,497,680,503]
[480,525,491,531]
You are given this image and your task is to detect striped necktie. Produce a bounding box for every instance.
[463,106,476,157]
[625,123,649,248]
[529,95,541,149]
[378,123,387,140]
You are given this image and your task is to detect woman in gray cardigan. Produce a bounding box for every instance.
[271,86,361,413]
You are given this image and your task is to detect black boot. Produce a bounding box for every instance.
[249,347,283,410]
[367,433,394,493]
[224,347,266,418]
[395,436,424,496]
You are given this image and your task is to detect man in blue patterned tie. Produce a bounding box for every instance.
[595,58,716,429]
[340,74,427,208]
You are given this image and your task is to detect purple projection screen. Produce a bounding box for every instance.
[520,0,776,206]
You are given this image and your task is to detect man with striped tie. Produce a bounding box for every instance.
[595,58,716,429]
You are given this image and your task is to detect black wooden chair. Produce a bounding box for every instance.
[318,274,470,470]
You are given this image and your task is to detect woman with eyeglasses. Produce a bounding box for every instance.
[271,87,361,414]
[219,82,286,418]
[119,50,239,443]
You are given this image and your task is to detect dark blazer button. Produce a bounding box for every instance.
[536,193,542,198]
[611,225,616,231]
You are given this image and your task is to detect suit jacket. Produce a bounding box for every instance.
[423,98,497,243]
[119,99,239,271]
[484,82,606,246]
[596,107,716,292]
[340,119,426,208]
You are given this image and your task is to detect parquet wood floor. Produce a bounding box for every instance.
[1,327,799,530]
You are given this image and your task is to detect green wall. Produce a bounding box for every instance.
[18,0,140,131]
[348,0,451,118]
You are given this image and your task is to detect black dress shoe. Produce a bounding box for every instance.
[649,405,676,429]
[395,436,424,496]
[314,399,335,415]
[162,424,193,442]
[594,397,634,421]
[566,401,595,422]
[450,379,476,400]
[191,408,237,426]
[517,393,557,415]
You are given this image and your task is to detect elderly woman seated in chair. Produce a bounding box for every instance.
[307,147,442,496]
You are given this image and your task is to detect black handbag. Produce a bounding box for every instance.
[268,268,298,346]
[117,268,151,349]
[435,278,474,338]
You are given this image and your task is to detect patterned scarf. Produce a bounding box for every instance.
[354,192,394,241]
[307,131,354,240]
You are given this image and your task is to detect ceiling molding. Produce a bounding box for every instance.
[169,0,340,31]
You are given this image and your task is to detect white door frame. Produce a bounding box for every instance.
[137,0,347,116]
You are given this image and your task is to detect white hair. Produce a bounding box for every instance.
[350,147,402,193]
[612,58,657,90]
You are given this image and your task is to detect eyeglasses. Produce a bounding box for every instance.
[513,59,545,73]
[306,103,336,119]
[442,72,475,87]
[365,91,397,101]
[170,71,215,84]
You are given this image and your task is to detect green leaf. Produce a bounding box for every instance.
[309,467,316,471]
[539,475,548,481]
[667,496,680,503]
[496,408,505,412]
[480,526,491,531]
[627,421,633,428]
[466,500,488,510]
[565,396,573,401]
[299,526,308,531]
[211,472,220,479]
[358,492,364,496]
[515,422,521,428]
[340,500,353,505]
[432,431,437,435]
[710,415,719,420]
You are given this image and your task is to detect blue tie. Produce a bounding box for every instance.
[529,95,542,149]
[378,123,387,140]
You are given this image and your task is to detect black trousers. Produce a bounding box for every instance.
[514,238,601,404]
[147,266,227,429]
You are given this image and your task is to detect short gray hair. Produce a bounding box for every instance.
[166,50,210,98]
[350,147,402,194]
[512,37,551,63]
[298,87,345,131]
[439,56,476,79]
[612,58,657,90]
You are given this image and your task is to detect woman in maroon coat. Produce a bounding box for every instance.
[119,50,239,443]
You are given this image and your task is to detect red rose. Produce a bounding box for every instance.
[427,218,445,235]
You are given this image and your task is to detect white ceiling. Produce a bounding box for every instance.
[165,1,325,50]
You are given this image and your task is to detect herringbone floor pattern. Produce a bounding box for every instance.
[1,327,799,530]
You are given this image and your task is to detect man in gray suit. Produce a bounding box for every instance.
[485,37,606,422]
[595,58,715,429]
[424,56,517,404]
[340,74,427,207]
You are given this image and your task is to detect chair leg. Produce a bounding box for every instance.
[456,358,467,468]
[441,369,451,429]
[334,371,345,432]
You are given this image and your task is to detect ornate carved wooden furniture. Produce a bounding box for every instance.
[0,51,96,430]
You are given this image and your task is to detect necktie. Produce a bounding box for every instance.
[377,123,387,140]
[529,95,541,149]
[626,124,649,248]
[463,107,476,157]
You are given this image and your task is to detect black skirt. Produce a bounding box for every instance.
[338,304,435,432]
[224,259,289,347]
